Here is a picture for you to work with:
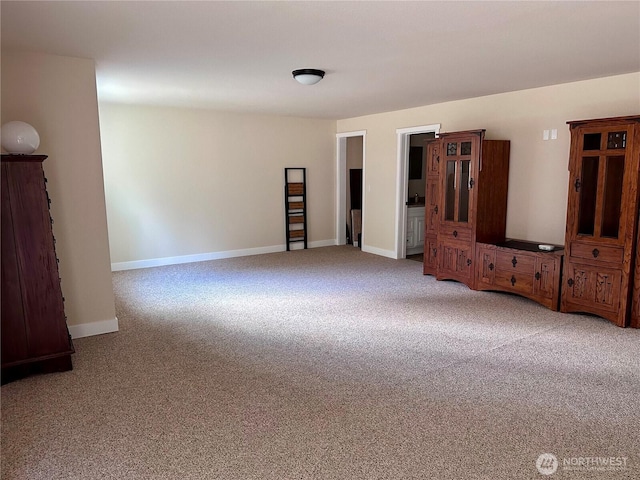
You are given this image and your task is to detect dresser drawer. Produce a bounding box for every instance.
[570,242,624,264]
[438,224,471,243]
[494,271,535,295]
[495,250,536,275]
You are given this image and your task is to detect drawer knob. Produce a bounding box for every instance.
[567,278,574,287]
[453,230,458,238]
[592,248,599,258]
[467,259,472,267]
[512,256,518,268]
[510,275,516,286]
[488,263,494,271]
[535,272,541,281]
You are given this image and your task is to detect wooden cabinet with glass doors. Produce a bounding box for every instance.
[435,130,510,288]
[561,116,640,327]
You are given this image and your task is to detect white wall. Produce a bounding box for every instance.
[1,52,118,337]
[99,103,336,267]
[337,73,640,254]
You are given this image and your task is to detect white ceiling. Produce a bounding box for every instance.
[2,1,639,119]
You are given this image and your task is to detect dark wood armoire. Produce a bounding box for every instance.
[1,154,74,383]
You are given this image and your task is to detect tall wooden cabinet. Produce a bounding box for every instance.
[561,116,640,327]
[434,130,510,289]
[1,155,73,383]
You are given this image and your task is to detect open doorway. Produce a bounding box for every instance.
[346,137,363,247]
[336,131,366,247]
[395,124,440,259]
[405,133,434,261]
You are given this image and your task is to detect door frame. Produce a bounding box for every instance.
[395,124,441,259]
[336,130,366,246]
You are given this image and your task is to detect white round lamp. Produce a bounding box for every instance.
[1,121,40,154]
[292,69,325,85]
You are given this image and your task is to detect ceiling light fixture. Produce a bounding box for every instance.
[292,69,325,85]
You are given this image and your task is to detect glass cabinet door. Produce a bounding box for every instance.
[444,160,456,221]
[442,139,473,224]
[574,127,628,241]
[601,155,624,238]
[577,156,599,236]
[459,159,470,223]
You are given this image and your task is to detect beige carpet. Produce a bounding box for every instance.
[2,246,639,479]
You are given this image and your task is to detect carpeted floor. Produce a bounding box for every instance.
[406,253,424,263]
[2,246,639,479]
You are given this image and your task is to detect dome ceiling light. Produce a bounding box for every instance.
[292,69,325,85]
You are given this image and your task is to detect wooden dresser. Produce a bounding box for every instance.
[476,240,564,311]
[1,154,73,383]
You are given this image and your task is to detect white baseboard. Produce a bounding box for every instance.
[68,317,119,339]
[309,239,337,248]
[111,240,338,271]
[362,244,396,259]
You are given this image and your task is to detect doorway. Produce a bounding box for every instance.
[336,131,366,247]
[395,124,440,259]
[348,165,363,246]
[406,133,434,262]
